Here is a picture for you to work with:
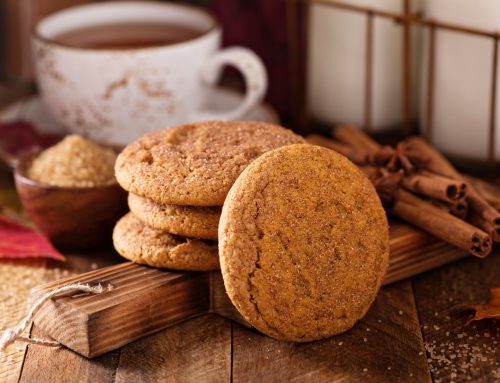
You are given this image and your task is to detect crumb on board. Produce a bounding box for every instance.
[424,329,499,380]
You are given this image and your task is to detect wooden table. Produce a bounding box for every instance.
[0,91,499,383]
[1,237,498,382]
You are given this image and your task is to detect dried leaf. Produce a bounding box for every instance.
[455,287,500,325]
[0,120,61,157]
[0,216,65,261]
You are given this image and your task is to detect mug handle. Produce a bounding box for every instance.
[198,47,268,120]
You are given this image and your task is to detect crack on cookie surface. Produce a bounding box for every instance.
[115,122,306,206]
[246,181,286,338]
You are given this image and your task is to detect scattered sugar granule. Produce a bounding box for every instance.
[27,135,117,187]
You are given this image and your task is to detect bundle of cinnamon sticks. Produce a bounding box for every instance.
[307,126,500,259]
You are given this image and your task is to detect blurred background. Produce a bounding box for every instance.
[3,0,500,173]
[0,0,302,125]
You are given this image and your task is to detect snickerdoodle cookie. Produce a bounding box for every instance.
[128,193,220,240]
[115,121,305,206]
[113,212,219,271]
[219,144,389,342]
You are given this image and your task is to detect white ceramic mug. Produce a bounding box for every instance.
[32,1,268,145]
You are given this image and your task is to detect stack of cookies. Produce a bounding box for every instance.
[112,122,391,342]
[112,120,305,271]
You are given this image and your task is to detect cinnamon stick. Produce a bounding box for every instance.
[315,129,491,257]
[428,199,450,213]
[469,212,499,242]
[401,137,460,179]
[449,199,469,219]
[463,175,500,211]
[392,190,491,258]
[332,125,381,155]
[402,170,467,203]
[306,134,368,164]
[429,199,469,220]
[330,130,469,204]
[402,137,500,241]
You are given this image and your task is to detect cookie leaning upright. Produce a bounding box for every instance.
[115,121,306,206]
[219,144,390,342]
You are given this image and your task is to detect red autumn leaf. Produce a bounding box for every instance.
[0,120,61,157]
[455,287,500,325]
[0,216,65,261]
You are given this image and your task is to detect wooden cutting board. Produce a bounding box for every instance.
[30,220,466,358]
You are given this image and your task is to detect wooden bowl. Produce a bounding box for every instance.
[14,156,127,250]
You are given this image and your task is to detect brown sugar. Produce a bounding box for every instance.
[27,135,117,187]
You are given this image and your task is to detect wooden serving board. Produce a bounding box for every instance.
[30,220,467,358]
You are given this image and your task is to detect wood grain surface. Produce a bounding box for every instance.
[20,331,121,383]
[115,314,231,383]
[412,253,500,382]
[1,203,498,381]
[32,264,213,357]
[22,220,465,359]
[1,92,499,382]
[0,260,47,383]
[232,281,431,383]
[4,251,499,382]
